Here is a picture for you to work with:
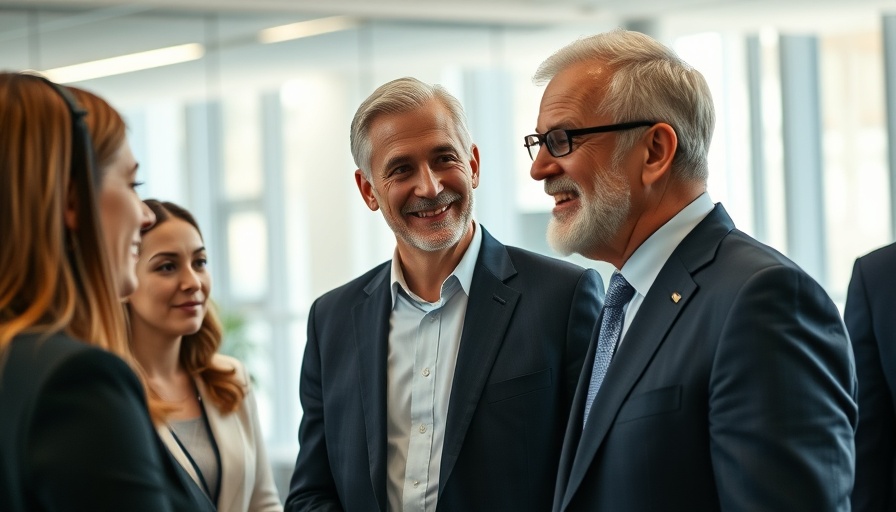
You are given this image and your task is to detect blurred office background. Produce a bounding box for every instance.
[2,0,894,499]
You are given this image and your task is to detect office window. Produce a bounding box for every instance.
[820,28,890,303]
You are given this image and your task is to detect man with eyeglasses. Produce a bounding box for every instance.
[284,77,604,512]
[527,29,856,511]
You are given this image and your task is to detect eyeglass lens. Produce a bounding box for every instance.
[546,130,570,157]
[525,130,572,160]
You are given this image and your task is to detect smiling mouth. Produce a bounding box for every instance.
[411,204,450,218]
[552,192,578,206]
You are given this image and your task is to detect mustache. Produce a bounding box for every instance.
[402,191,462,215]
[544,176,581,196]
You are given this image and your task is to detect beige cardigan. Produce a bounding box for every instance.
[158,354,282,512]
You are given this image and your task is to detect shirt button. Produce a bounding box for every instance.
[419,424,427,433]
[413,480,420,487]
[422,368,431,377]
[429,315,437,323]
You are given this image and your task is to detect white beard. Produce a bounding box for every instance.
[546,167,630,257]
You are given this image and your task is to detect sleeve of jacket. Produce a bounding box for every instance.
[708,264,857,512]
[845,257,896,512]
[563,268,604,406]
[284,300,344,512]
[26,348,175,512]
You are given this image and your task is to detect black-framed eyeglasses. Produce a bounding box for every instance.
[523,120,656,161]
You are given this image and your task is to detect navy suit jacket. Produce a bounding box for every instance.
[285,226,604,511]
[0,333,215,512]
[845,242,896,512]
[554,204,857,512]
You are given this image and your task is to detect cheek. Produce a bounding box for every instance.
[96,190,117,237]
[381,186,406,212]
[133,276,168,308]
[98,188,134,239]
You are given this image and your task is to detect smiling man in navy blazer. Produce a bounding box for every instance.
[526,30,857,511]
[284,77,603,512]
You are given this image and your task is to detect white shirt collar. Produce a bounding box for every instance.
[620,192,714,297]
[389,220,482,308]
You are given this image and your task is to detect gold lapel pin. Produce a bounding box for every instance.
[671,292,682,303]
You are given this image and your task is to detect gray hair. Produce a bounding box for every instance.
[534,29,715,183]
[350,77,474,179]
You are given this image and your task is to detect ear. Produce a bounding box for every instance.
[640,122,677,187]
[354,169,379,211]
[63,183,78,229]
[469,144,480,189]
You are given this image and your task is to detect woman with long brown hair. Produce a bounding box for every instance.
[127,199,282,512]
[0,72,215,512]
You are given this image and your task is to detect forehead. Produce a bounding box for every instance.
[143,218,203,253]
[537,60,613,130]
[367,100,463,167]
[102,140,137,180]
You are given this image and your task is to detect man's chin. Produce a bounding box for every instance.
[546,219,579,256]
[404,229,463,253]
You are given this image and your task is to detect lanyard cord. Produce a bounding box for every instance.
[169,391,223,506]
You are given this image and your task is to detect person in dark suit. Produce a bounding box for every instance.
[284,77,604,512]
[0,73,214,512]
[524,30,857,511]
[845,242,896,512]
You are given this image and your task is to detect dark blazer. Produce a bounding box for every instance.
[845,242,896,512]
[285,226,604,511]
[554,204,857,512]
[0,333,215,512]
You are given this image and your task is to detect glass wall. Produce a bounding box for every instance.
[3,3,893,497]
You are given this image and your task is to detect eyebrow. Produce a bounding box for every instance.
[382,155,411,174]
[148,247,207,261]
[381,143,462,173]
[537,115,580,133]
[432,144,458,155]
[538,123,571,134]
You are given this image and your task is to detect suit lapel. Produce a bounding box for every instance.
[158,424,201,486]
[156,423,217,511]
[195,376,241,512]
[560,204,734,510]
[439,228,520,495]
[353,265,392,512]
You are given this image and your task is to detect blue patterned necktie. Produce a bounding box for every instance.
[583,272,635,427]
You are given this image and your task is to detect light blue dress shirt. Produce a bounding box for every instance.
[385,222,483,512]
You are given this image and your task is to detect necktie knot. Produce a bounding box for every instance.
[604,272,635,308]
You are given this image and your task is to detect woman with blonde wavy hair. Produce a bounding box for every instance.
[0,72,214,511]
[127,199,282,512]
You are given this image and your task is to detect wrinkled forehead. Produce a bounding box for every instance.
[369,102,465,162]
[538,62,613,130]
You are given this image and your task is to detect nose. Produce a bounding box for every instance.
[415,166,443,198]
[179,267,201,292]
[529,145,561,182]
[139,202,156,230]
